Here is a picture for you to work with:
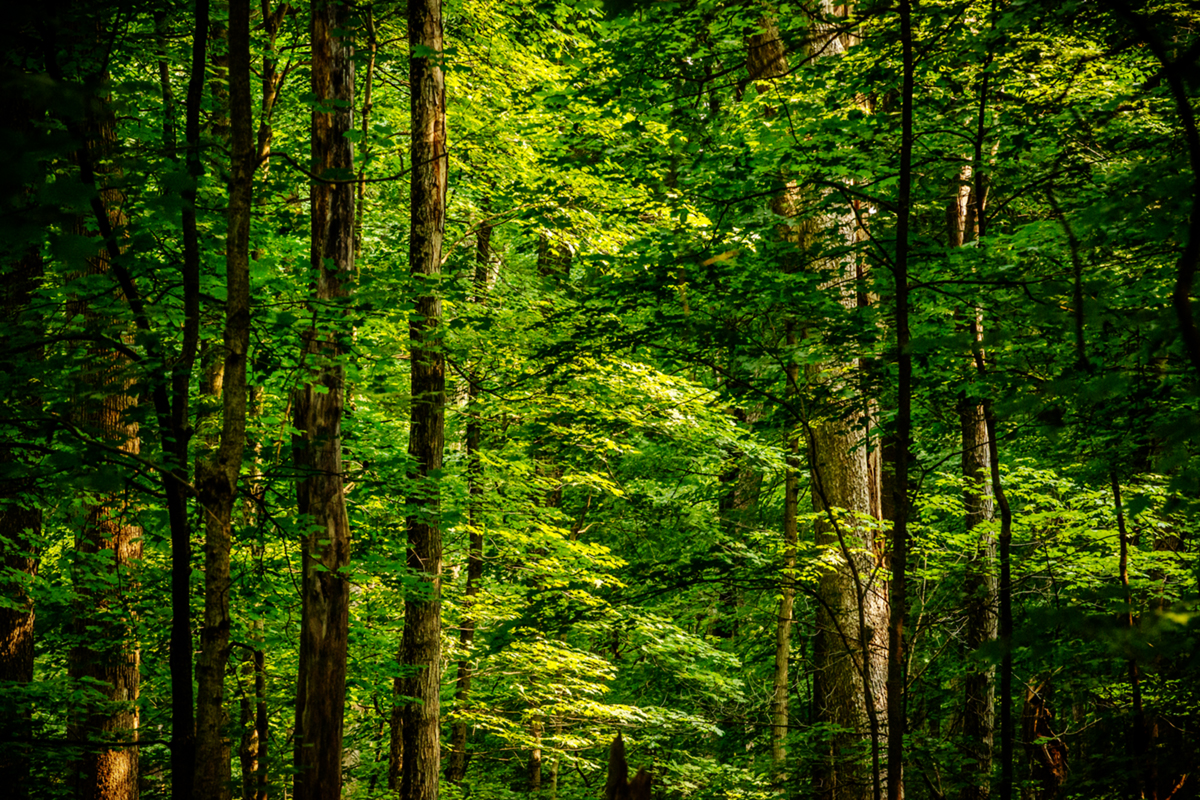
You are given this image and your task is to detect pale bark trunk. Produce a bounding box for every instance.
[529,719,544,792]
[958,396,996,800]
[798,5,887,799]
[399,0,447,794]
[292,1,355,798]
[771,325,800,781]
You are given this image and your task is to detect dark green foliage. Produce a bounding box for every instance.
[0,0,1197,798]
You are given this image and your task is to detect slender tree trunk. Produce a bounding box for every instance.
[743,16,799,782]
[399,0,447,793]
[958,391,997,800]
[292,1,355,797]
[529,718,544,792]
[982,404,1013,800]
[772,327,800,782]
[1112,476,1153,800]
[446,219,493,784]
[951,166,997,800]
[193,0,252,795]
[166,3,210,796]
[255,1,287,166]
[885,4,914,798]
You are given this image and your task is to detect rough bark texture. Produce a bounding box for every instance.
[292,2,355,798]
[66,73,142,800]
[799,5,887,799]
[193,0,252,796]
[399,0,447,795]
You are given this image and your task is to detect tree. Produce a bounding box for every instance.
[291,0,355,797]
[192,0,252,795]
[399,0,448,792]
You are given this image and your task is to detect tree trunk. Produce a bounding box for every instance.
[292,1,355,798]
[446,219,493,784]
[399,0,447,794]
[958,395,997,800]
[529,718,544,792]
[950,153,997,800]
[166,2,210,796]
[798,5,887,799]
[193,0,253,795]
[772,327,800,782]
[886,6,915,797]
[64,67,142,800]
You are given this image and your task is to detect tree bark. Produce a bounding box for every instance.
[399,0,447,794]
[193,0,252,795]
[64,66,142,800]
[798,5,888,799]
[292,1,355,798]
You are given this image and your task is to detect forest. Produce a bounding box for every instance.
[1,0,1198,798]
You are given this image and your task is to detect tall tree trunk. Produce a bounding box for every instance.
[446,218,494,784]
[982,402,1013,800]
[950,149,997,800]
[292,1,355,797]
[193,0,253,794]
[399,0,447,793]
[958,392,997,800]
[65,69,142,800]
[886,4,914,798]
[1112,476,1153,800]
[168,2,209,796]
[798,5,888,799]
[239,379,269,800]
[772,326,800,782]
